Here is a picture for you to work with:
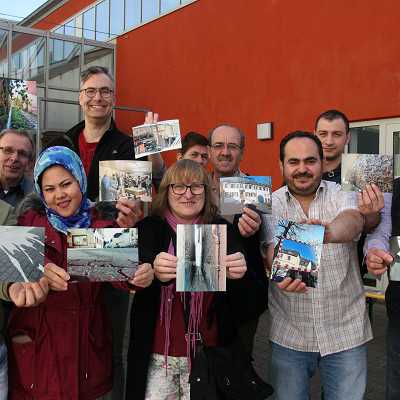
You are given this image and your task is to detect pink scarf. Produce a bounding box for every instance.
[159,209,204,371]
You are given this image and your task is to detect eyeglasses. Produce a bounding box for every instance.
[0,146,31,160]
[210,142,242,152]
[79,87,114,98]
[170,183,205,195]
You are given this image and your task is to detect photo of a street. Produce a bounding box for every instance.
[67,228,138,281]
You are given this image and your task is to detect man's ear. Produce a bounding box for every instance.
[279,161,284,175]
[345,132,351,146]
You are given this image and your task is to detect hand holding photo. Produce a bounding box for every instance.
[67,228,139,281]
[341,154,393,193]
[271,219,324,288]
[99,160,152,202]
[132,119,181,158]
[0,226,44,282]
[220,176,272,215]
[176,224,227,292]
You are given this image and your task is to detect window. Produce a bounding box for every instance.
[110,0,125,35]
[125,0,141,28]
[83,7,95,39]
[142,0,159,22]
[161,0,180,13]
[96,0,110,41]
[64,20,76,57]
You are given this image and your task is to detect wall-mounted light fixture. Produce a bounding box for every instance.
[257,122,273,140]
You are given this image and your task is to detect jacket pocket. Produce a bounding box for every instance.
[8,334,35,392]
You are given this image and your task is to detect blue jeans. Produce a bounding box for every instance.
[270,342,367,400]
[0,341,7,400]
[386,321,400,400]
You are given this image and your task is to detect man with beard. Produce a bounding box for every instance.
[208,124,268,356]
[0,129,34,207]
[265,131,371,400]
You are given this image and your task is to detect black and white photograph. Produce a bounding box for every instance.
[271,219,324,288]
[67,228,139,281]
[176,224,226,292]
[0,226,44,282]
[132,119,181,158]
[390,236,400,281]
[0,78,38,134]
[99,160,152,202]
[220,176,272,215]
[341,154,393,192]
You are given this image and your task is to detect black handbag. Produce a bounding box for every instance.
[189,338,274,400]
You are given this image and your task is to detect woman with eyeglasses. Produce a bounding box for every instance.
[125,159,260,400]
[6,146,153,400]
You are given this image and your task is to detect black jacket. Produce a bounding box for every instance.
[48,119,135,201]
[125,215,267,400]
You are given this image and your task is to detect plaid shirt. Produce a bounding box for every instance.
[266,180,372,356]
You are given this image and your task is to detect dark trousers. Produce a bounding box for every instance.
[237,317,259,357]
[386,321,400,400]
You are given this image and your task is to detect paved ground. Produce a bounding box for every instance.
[253,303,387,399]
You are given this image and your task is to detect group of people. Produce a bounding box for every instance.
[0,64,396,400]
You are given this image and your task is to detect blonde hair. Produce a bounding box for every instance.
[152,159,217,223]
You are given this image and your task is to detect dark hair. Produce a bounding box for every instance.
[280,131,323,162]
[314,109,349,133]
[179,131,209,155]
[152,159,218,223]
[208,124,245,149]
[0,128,35,160]
[80,66,114,87]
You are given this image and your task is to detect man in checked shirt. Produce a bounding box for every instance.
[264,131,372,400]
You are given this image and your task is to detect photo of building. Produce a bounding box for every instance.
[67,227,138,281]
[220,176,272,215]
[271,219,324,288]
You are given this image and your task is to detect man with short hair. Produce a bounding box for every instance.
[208,123,268,356]
[265,131,371,400]
[0,129,34,207]
[177,131,209,167]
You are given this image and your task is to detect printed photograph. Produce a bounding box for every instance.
[390,236,400,281]
[220,176,272,215]
[341,154,393,192]
[0,79,38,133]
[0,226,44,282]
[132,119,181,158]
[99,160,152,202]
[176,224,227,292]
[67,228,139,281]
[271,219,324,288]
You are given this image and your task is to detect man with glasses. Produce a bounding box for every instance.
[208,124,268,359]
[0,129,34,207]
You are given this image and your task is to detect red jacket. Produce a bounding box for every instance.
[7,208,114,400]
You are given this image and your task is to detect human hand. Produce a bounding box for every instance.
[358,184,384,216]
[44,263,70,291]
[366,248,392,277]
[144,111,159,124]
[129,263,154,288]
[9,277,49,307]
[225,252,247,279]
[276,277,308,293]
[116,198,143,228]
[154,252,177,282]
[238,207,261,237]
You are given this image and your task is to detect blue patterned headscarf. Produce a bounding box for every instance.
[34,146,91,234]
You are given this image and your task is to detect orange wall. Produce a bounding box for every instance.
[32,0,96,31]
[115,0,400,188]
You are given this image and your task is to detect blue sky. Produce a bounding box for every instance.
[282,239,316,262]
[0,1,48,21]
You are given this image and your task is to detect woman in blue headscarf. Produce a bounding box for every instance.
[6,146,153,400]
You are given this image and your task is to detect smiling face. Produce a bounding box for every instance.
[315,117,349,162]
[167,178,205,222]
[281,137,323,198]
[41,165,83,218]
[79,73,114,123]
[0,132,33,187]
